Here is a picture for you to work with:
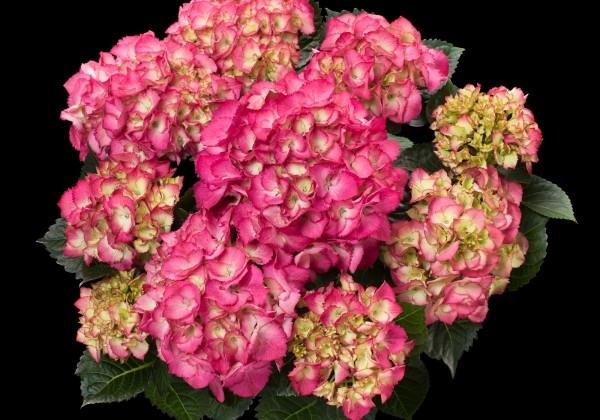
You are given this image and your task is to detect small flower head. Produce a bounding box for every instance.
[431,84,542,173]
[58,154,182,270]
[289,273,412,420]
[75,270,149,362]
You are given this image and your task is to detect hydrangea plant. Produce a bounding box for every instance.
[39,1,575,419]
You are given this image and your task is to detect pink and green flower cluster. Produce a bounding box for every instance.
[59,154,182,270]
[61,0,315,162]
[289,273,413,420]
[75,270,149,362]
[431,84,542,173]
[304,12,449,123]
[382,165,529,325]
[167,0,315,91]
[135,209,309,401]
[195,71,408,275]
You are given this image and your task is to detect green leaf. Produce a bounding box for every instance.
[325,8,362,19]
[262,359,296,397]
[305,267,341,291]
[296,1,326,71]
[76,350,156,406]
[379,356,430,420]
[422,39,464,81]
[388,133,414,152]
[207,391,253,420]
[353,258,391,288]
[507,208,549,291]
[394,142,444,173]
[145,360,212,420]
[425,79,458,123]
[496,162,532,184]
[256,393,375,420]
[256,394,321,420]
[80,150,100,178]
[172,187,196,230]
[80,260,118,285]
[386,120,403,134]
[425,321,481,377]
[522,175,576,221]
[396,303,427,355]
[37,218,84,280]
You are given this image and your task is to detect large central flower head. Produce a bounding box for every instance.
[431,84,543,173]
[289,273,413,420]
[135,209,309,401]
[58,153,182,270]
[303,12,449,123]
[194,71,407,275]
[381,165,529,325]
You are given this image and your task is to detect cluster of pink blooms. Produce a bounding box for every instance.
[431,84,543,173]
[289,273,413,420]
[382,166,529,324]
[195,71,407,275]
[61,0,315,162]
[167,0,315,91]
[75,270,149,362]
[304,12,449,123]
[58,154,182,270]
[134,209,310,401]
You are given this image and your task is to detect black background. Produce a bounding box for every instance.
[24,1,589,418]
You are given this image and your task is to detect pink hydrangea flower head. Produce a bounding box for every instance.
[61,32,175,160]
[61,30,247,161]
[194,71,407,275]
[289,273,412,420]
[58,154,182,270]
[303,12,449,123]
[381,165,529,325]
[167,0,315,92]
[431,84,543,173]
[135,208,305,399]
[75,270,149,362]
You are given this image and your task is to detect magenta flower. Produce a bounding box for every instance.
[194,71,407,274]
[303,12,449,123]
[61,1,315,162]
[167,0,315,91]
[289,273,412,420]
[135,209,309,400]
